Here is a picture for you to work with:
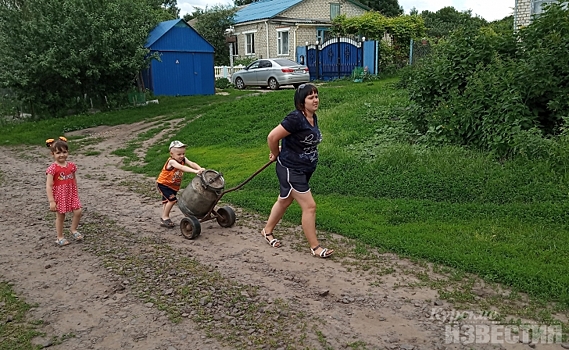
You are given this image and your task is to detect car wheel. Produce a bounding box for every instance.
[268,77,280,90]
[235,77,245,90]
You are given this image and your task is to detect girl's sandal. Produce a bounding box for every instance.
[55,238,70,246]
[262,229,281,248]
[72,232,83,241]
[311,245,333,258]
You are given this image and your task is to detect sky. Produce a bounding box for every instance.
[177,0,514,22]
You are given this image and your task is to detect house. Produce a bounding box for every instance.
[514,0,558,30]
[230,0,369,62]
[142,19,215,96]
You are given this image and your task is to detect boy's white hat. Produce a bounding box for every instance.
[169,140,187,150]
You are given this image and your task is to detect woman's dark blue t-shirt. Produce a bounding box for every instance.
[278,109,322,172]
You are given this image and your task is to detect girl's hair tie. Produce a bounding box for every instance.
[45,136,67,147]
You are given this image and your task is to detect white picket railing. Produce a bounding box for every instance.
[214,65,245,80]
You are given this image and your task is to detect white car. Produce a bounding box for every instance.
[232,58,310,90]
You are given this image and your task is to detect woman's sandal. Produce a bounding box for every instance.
[311,245,333,258]
[262,229,281,248]
[72,231,83,241]
[55,238,70,246]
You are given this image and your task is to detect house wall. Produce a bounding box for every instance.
[282,0,366,21]
[515,0,560,31]
[234,22,268,59]
[515,0,532,30]
[233,0,367,61]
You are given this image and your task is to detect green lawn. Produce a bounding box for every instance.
[3,78,569,306]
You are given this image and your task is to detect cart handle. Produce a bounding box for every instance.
[199,160,275,222]
[219,159,275,196]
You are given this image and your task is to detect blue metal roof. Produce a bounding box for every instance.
[234,0,303,23]
[145,19,180,48]
[145,19,214,53]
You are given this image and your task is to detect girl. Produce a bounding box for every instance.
[45,137,83,246]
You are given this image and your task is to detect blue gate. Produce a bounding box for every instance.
[302,37,362,81]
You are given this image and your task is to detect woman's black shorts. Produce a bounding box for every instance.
[276,160,314,199]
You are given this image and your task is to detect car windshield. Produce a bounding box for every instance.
[246,61,260,69]
[273,59,300,67]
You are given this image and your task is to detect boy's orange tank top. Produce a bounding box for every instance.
[156,158,185,191]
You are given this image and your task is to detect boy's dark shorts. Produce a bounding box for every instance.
[276,160,314,199]
[157,183,178,203]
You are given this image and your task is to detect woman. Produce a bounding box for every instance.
[262,83,334,258]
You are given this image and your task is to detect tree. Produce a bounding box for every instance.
[358,0,403,17]
[0,0,161,116]
[149,0,180,20]
[191,5,236,66]
[183,7,205,22]
[421,6,487,38]
[234,0,254,6]
[375,0,403,17]
[331,12,425,69]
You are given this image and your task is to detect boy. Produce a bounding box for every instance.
[156,140,205,228]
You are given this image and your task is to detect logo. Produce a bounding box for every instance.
[430,308,562,345]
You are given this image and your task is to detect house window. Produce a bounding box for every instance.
[531,0,557,15]
[246,33,255,55]
[232,38,238,56]
[330,3,340,20]
[277,29,289,55]
[317,28,329,45]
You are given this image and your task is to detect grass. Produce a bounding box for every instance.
[0,282,43,350]
[2,80,569,310]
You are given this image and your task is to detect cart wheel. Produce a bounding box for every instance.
[180,216,201,239]
[216,206,236,228]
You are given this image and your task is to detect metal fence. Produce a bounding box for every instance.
[214,65,245,80]
[409,39,433,65]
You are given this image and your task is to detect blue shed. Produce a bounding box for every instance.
[142,19,215,96]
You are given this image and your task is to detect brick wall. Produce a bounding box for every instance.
[515,0,532,30]
[283,0,366,21]
[515,0,560,31]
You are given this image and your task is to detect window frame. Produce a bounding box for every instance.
[531,0,557,16]
[316,28,328,45]
[277,28,290,56]
[330,3,340,20]
[245,32,255,55]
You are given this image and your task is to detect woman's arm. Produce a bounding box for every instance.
[267,124,290,161]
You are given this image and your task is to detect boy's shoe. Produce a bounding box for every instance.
[160,218,176,228]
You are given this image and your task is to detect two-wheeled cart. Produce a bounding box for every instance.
[177,161,273,239]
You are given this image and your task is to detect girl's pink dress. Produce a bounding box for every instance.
[46,162,82,214]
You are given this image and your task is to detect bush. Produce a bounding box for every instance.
[233,57,256,66]
[215,78,232,89]
[400,6,569,158]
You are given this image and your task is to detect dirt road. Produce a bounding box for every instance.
[0,119,549,349]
